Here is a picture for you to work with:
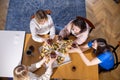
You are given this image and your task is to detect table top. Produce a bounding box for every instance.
[22,34,99,80]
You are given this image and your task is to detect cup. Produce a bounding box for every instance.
[72,66,76,72]
[50,51,57,58]
[58,36,62,41]
[26,45,34,56]
[26,49,33,56]
[29,45,34,52]
[72,43,77,48]
[47,39,53,45]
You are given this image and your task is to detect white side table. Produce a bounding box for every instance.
[0,30,25,77]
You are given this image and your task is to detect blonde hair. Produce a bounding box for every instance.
[13,65,29,80]
[35,9,48,23]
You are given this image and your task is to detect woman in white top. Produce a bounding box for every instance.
[59,17,90,45]
[30,9,55,42]
[13,56,57,80]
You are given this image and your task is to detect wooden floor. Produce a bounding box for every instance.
[86,0,120,80]
[0,0,120,80]
[0,0,8,30]
[86,0,120,46]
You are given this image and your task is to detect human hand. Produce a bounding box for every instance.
[57,35,63,41]
[47,39,53,45]
[44,38,53,45]
[40,56,49,62]
[48,54,58,65]
[43,38,50,45]
[71,43,78,48]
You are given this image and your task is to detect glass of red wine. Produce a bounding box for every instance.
[26,45,34,56]
[72,66,76,72]
[58,36,62,41]
[50,51,57,58]
[47,39,53,45]
[72,43,77,48]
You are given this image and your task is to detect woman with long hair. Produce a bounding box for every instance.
[59,16,90,45]
[68,38,115,71]
[30,9,55,42]
[13,56,57,80]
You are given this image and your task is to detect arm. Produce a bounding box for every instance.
[39,62,53,80]
[78,49,101,66]
[30,20,45,42]
[49,16,55,39]
[74,28,89,45]
[68,48,101,66]
[73,36,87,45]
[80,44,90,52]
[80,40,94,52]
[38,56,57,80]
[28,57,46,72]
[59,21,72,38]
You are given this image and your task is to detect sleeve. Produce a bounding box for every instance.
[87,40,94,48]
[59,21,72,38]
[28,59,46,72]
[97,53,105,61]
[74,33,88,45]
[38,65,53,80]
[74,36,87,45]
[74,23,90,45]
[30,20,45,42]
[97,51,112,61]
[28,64,38,72]
[49,16,55,39]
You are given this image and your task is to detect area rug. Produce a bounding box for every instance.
[5,0,86,33]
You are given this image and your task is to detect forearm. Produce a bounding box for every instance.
[80,47,90,52]
[79,52,101,66]
[44,64,52,75]
[36,59,46,68]
[32,35,45,42]
[30,21,45,42]
[50,26,55,39]
[38,63,53,80]
[28,59,46,72]
[59,28,70,38]
[78,51,92,66]
[74,36,87,45]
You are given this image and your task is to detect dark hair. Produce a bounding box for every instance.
[72,17,87,33]
[35,9,48,22]
[93,38,111,56]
